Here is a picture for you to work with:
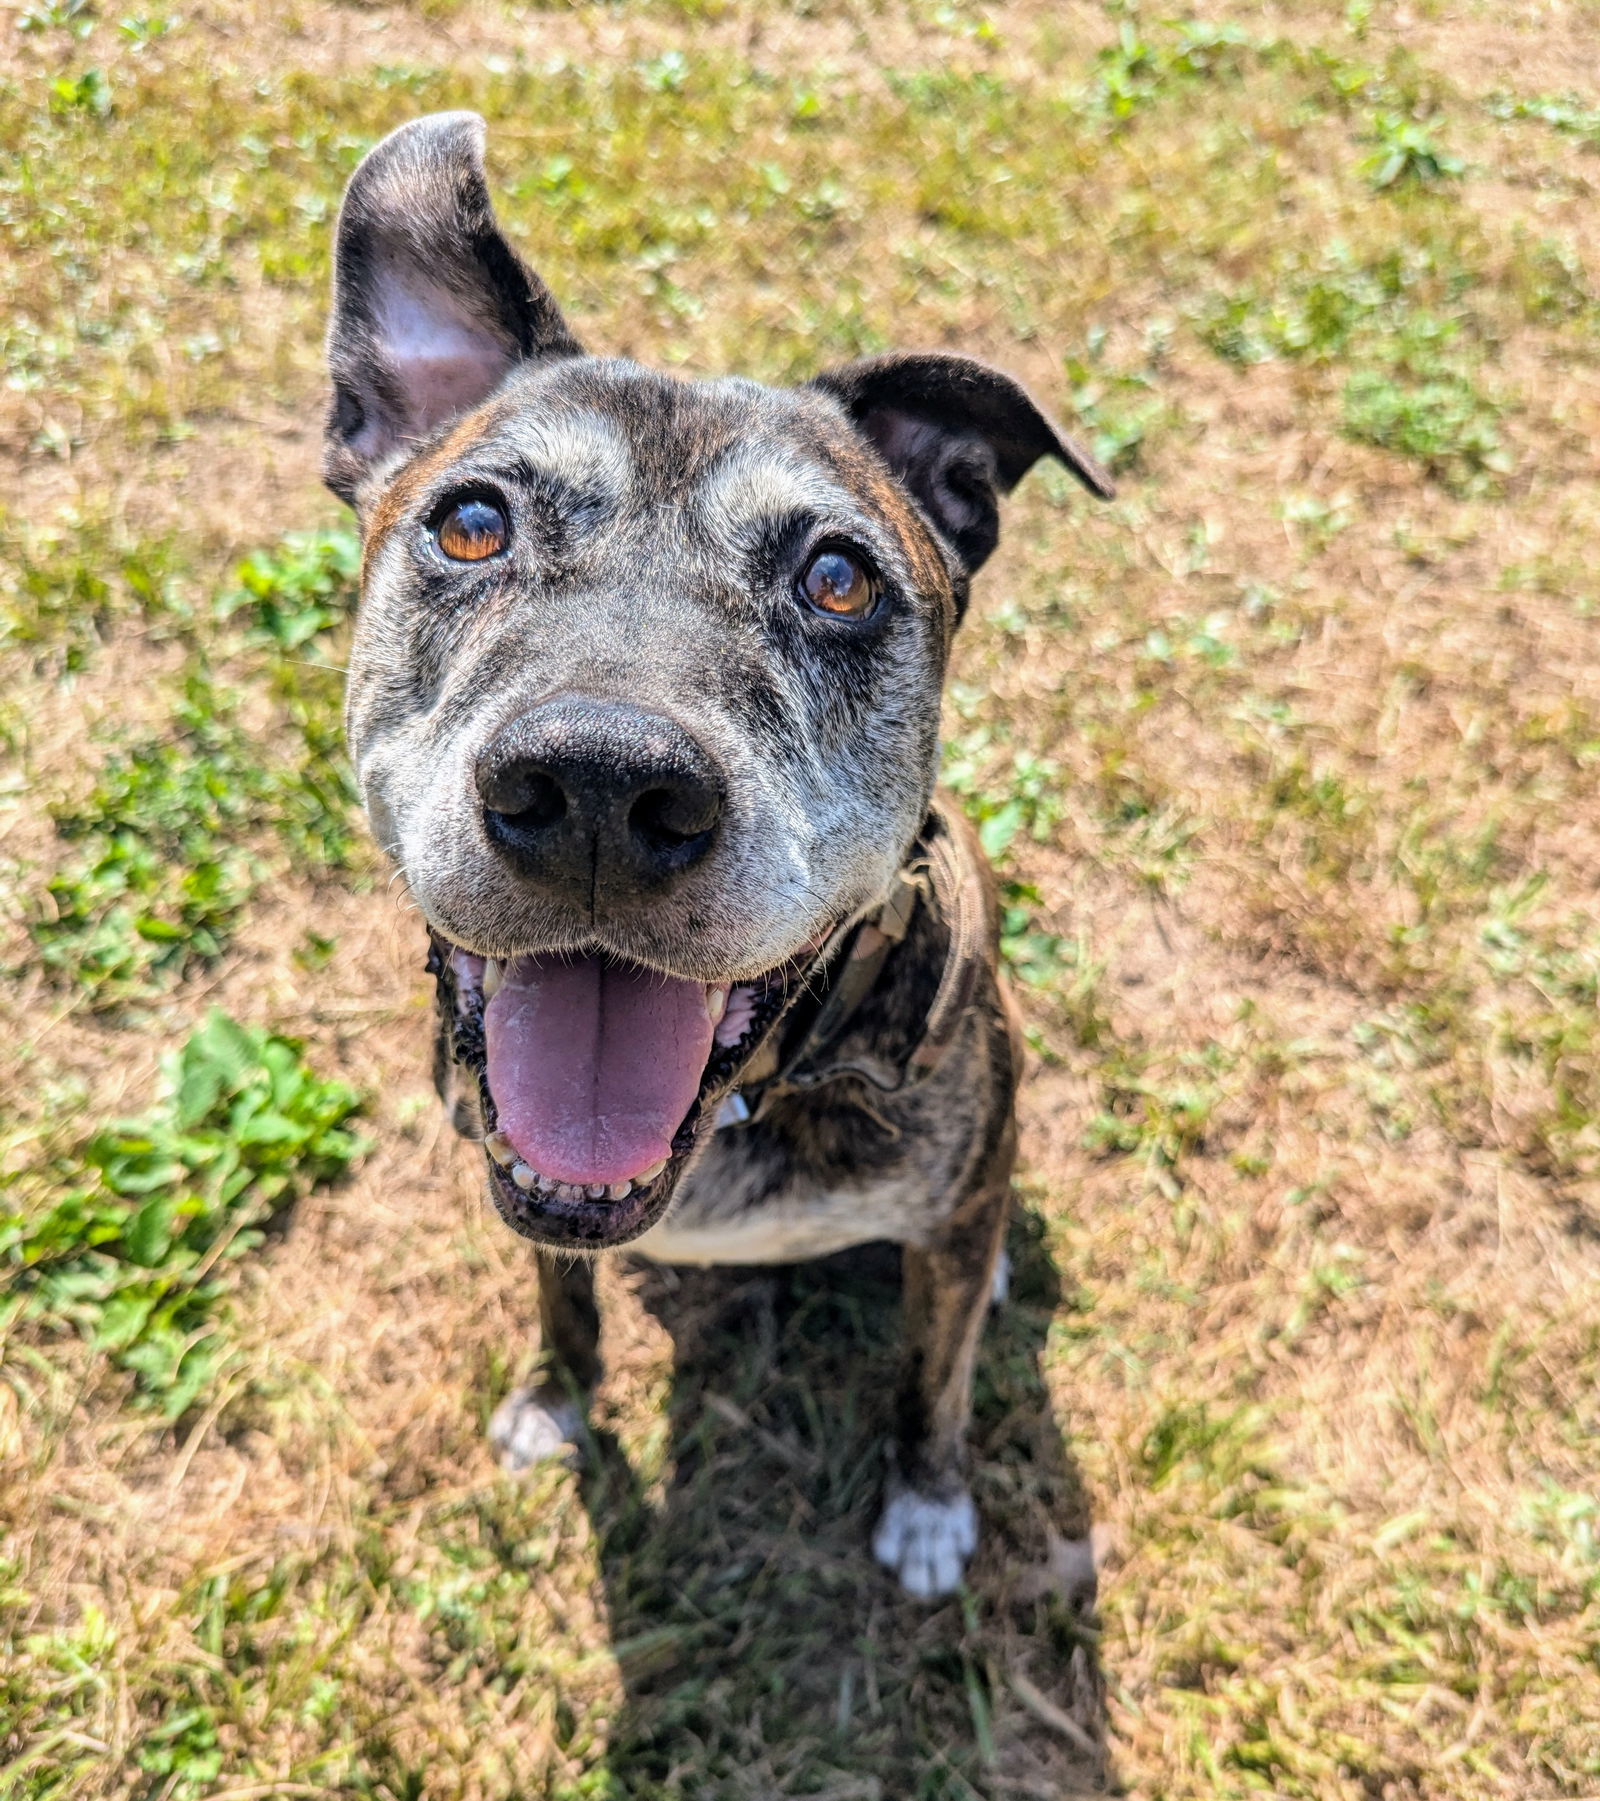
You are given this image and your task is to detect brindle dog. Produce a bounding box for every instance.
[324,112,1111,1597]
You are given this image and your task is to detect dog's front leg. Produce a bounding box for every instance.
[489,1252,600,1472]
[874,1172,1011,1598]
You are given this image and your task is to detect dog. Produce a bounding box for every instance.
[323,112,1111,1597]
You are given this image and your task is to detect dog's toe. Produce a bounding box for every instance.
[873,1485,978,1598]
[489,1386,583,1473]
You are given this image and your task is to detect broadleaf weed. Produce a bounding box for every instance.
[1,1008,367,1415]
[30,662,359,1005]
[217,524,359,650]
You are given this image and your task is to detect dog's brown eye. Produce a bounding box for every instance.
[437,498,509,562]
[799,547,876,619]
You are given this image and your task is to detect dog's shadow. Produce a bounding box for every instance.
[575,1205,1111,1798]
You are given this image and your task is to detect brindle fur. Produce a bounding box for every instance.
[323,112,1109,1596]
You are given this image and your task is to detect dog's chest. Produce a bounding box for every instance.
[630,1124,929,1266]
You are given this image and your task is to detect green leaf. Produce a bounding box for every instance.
[123,1193,177,1267]
[978,801,1024,861]
[174,1009,254,1126]
[133,914,184,942]
[94,1285,161,1351]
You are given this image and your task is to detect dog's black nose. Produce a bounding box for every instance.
[476,698,724,902]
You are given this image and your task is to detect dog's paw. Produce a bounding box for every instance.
[489,1386,582,1473]
[873,1485,978,1599]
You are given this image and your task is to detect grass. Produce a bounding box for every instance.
[3,1008,368,1417]
[29,660,359,1006]
[4,0,1600,1795]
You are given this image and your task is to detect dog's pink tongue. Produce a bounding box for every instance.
[484,954,713,1187]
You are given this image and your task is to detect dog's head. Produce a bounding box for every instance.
[326,112,1111,1251]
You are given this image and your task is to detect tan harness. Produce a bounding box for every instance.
[726,797,992,1124]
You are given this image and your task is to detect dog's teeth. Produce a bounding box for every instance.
[706,986,728,1024]
[496,1142,659,1197]
[482,958,503,1000]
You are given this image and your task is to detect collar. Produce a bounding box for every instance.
[718,796,988,1126]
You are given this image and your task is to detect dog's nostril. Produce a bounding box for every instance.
[476,703,725,888]
[485,768,567,831]
[630,784,720,851]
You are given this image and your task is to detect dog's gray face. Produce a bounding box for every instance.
[325,113,1109,1251]
[348,358,952,985]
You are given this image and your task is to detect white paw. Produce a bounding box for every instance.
[990,1248,1011,1308]
[489,1387,582,1473]
[873,1485,978,1598]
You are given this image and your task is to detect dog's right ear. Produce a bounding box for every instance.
[323,111,582,506]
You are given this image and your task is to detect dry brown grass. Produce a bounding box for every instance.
[7,1,1600,1796]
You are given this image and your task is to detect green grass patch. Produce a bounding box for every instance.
[1,1008,366,1416]
[1340,365,1507,491]
[22,523,362,1006]
[1488,89,1600,145]
[0,515,191,674]
[1197,240,1512,489]
[217,525,359,651]
[30,663,359,1006]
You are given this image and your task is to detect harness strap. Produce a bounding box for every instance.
[730,797,988,1121]
[903,803,992,1081]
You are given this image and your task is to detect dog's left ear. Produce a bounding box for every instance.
[809,352,1113,575]
[324,111,582,506]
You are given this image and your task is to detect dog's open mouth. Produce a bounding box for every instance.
[431,935,818,1248]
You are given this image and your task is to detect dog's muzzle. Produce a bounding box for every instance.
[427,798,981,1253]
